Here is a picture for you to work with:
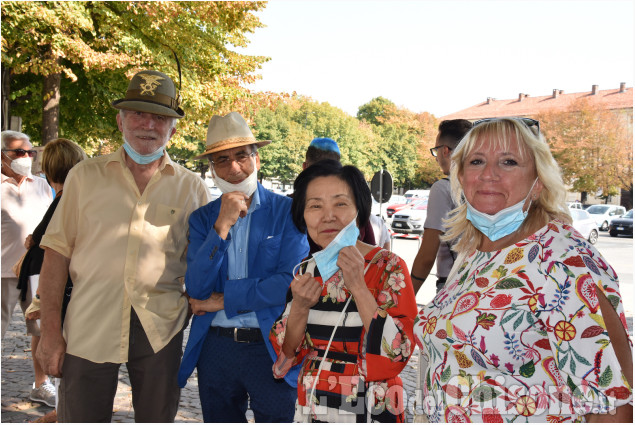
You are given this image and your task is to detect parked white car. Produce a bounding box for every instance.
[567,201,584,210]
[569,208,599,244]
[585,204,626,231]
[390,198,429,234]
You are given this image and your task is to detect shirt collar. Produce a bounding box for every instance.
[248,185,261,214]
[1,172,33,185]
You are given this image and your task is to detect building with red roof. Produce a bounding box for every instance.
[441,83,632,121]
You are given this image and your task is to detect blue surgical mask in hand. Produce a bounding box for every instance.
[311,215,360,282]
[465,178,538,242]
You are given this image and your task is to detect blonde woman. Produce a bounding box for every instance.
[414,118,632,422]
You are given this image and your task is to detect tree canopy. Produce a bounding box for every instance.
[2,1,269,154]
[252,95,439,189]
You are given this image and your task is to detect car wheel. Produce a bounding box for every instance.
[600,221,609,231]
[609,230,618,237]
[587,230,598,244]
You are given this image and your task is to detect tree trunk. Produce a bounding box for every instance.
[42,72,61,144]
[1,68,11,131]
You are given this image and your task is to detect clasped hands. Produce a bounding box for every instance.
[187,292,224,316]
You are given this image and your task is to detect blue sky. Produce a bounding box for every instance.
[239,0,634,117]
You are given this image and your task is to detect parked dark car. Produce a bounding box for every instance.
[609,209,633,237]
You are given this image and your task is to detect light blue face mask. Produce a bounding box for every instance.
[123,140,165,165]
[308,215,360,282]
[465,178,538,242]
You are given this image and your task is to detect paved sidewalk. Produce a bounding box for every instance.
[1,306,424,423]
[3,305,632,423]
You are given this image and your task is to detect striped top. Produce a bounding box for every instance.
[270,247,418,422]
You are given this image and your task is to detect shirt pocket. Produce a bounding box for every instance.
[147,204,184,254]
[258,233,282,274]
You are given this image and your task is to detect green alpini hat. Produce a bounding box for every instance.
[111,70,184,119]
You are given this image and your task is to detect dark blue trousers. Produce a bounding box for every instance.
[197,329,296,422]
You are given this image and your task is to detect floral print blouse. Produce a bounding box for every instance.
[270,247,418,422]
[414,220,632,422]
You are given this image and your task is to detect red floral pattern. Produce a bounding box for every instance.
[415,220,632,422]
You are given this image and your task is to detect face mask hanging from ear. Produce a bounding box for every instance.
[292,215,359,283]
[465,178,539,242]
[123,137,165,165]
[212,168,258,197]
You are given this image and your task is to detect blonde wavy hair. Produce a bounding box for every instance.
[443,118,571,254]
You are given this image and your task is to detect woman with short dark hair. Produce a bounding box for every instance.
[270,159,417,422]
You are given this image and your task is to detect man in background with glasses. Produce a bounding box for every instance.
[1,130,55,406]
[411,119,472,294]
[179,112,309,422]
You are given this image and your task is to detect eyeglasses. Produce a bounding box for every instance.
[2,149,38,158]
[472,117,540,134]
[429,145,450,157]
[210,151,256,169]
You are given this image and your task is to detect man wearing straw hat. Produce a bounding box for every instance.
[36,70,211,422]
[179,112,309,422]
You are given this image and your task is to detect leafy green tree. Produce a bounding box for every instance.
[2,1,269,152]
[357,98,438,189]
[253,96,376,185]
[356,96,396,126]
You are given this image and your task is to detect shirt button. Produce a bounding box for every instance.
[138,201,142,205]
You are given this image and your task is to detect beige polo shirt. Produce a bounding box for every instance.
[41,148,212,363]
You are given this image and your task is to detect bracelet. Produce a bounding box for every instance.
[411,274,426,282]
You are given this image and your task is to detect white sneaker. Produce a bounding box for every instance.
[29,379,56,407]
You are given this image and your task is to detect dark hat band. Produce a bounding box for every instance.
[125,89,179,110]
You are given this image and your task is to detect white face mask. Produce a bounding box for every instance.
[10,156,33,177]
[212,167,258,197]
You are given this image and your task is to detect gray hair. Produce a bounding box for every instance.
[1,131,30,149]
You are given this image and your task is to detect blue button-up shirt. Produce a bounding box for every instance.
[211,189,261,328]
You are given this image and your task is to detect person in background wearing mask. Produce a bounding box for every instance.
[1,130,55,407]
[411,119,473,294]
[36,70,211,422]
[178,112,309,422]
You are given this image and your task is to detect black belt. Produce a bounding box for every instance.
[210,326,263,343]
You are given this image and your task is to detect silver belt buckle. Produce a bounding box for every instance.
[234,327,249,343]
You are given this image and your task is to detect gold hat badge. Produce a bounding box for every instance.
[138,73,164,96]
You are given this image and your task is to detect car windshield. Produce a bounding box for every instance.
[586,205,610,214]
[624,210,633,218]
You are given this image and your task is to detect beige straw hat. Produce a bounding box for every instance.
[194,112,270,159]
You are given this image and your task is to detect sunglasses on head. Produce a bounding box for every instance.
[472,117,540,134]
[2,149,38,158]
